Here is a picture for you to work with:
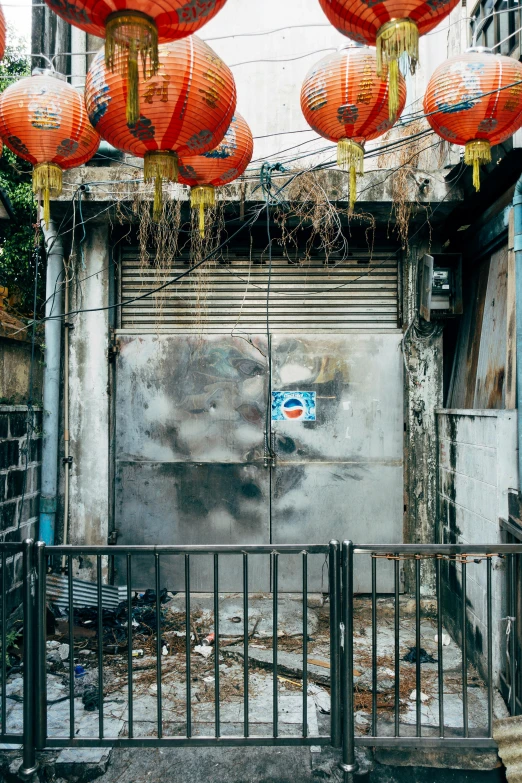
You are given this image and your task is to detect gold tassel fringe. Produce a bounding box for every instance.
[337,139,364,210]
[464,139,491,192]
[377,18,418,122]
[191,185,216,238]
[144,151,179,223]
[105,11,158,127]
[33,163,62,228]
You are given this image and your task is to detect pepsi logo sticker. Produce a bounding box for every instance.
[271,391,316,422]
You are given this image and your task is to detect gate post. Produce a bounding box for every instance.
[34,542,47,749]
[341,540,358,780]
[329,540,341,747]
[20,539,37,778]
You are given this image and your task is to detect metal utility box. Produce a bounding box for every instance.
[419,253,463,321]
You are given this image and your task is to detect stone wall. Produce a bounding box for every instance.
[0,405,42,612]
[437,409,518,682]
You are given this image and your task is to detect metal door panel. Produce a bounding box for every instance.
[270,334,403,592]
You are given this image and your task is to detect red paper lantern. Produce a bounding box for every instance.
[301,45,406,207]
[0,4,6,62]
[0,71,100,224]
[424,49,522,190]
[44,0,229,124]
[85,36,236,220]
[318,0,460,119]
[178,112,253,235]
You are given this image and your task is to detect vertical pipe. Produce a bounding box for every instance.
[39,223,63,545]
[436,557,444,738]
[329,541,341,748]
[1,549,6,736]
[371,557,377,736]
[96,556,104,739]
[61,266,70,571]
[155,554,162,739]
[35,542,47,748]
[486,558,493,735]
[67,554,75,739]
[214,554,220,738]
[127,555,133,739]
[415,558,421,737]
[394,557,400,737]
[243,553,249,738]
[272,551,279,738]
[302,551,308,740]
[512,174,522,481]
[462,561,469,737]
[341,542,357,778]
[185,555,191,739]
[509,554,517,716]
[21,540,37,777]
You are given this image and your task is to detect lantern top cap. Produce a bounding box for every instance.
[464,46,494,55]
[31,67,67,82]
[338,41,366,52]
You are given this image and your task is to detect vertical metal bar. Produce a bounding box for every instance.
[436,557,444,738]
[127,555,133,739]
[272,551,279,738]
[214,553,220,738]
[462,560,468,738]
[243,553,249,738]
[394,557,400,738]
[35,542,47,748]
[509,553,517,717]
[155,553,163,739]
[185,554,192,739]
[1,548,6,736]
[303,551,308,740]
[486,557,493,736]
[97,556,104,740]
[341,541,357,776]
[329,541,341,748]
[371,557,377,736]
[21,540,37,777]
[67,554,75,739]
[415,557,421,737]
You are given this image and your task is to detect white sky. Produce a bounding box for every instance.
[3,0,32,51]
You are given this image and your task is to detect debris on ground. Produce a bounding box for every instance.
[402,646,437,664]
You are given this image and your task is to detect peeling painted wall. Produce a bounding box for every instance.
[437,409,518,681]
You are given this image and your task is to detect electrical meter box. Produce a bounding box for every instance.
[419,253,463,321]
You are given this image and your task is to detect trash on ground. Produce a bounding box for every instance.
[409,690,429,702]
[402,646,437,664]
[434,633,451,646]
[194,645,213,658]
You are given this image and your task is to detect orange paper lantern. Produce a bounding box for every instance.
[424,49,522,190]
[44,0,228,124]
[301,45,406,207]
[0,4,6,62]
[0,71,100,224]
[178,112,253,236]
[318,0,459,119]
[85,36,236,220]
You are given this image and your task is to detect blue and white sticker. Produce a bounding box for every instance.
[271,391,316,422]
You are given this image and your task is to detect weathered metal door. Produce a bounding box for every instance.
[114,252,403,590]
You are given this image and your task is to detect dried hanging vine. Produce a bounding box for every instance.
[189,198,225,332]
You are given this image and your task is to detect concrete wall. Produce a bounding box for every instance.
[0,315,43,404]
[0,405,42,612]
[437,409,518,680]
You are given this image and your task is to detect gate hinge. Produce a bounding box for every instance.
[108,530,119,545]
[108,341,120,363]
[62,455,73,466]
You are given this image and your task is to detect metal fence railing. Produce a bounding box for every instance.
[1,539,521,780]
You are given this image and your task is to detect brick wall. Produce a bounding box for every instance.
[437,409,518,682]
[0,405,42,611]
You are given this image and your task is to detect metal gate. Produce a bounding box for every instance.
[113,252,404,591]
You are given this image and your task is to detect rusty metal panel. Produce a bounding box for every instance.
[114,335,270,590]
[270,334,403,592]
[474,245,508,409]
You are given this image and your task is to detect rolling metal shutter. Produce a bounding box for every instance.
[118,249,399,333]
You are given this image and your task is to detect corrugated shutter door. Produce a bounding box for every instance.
[118,250,399,332]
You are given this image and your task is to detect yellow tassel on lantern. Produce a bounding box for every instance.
[144,150,179,223]
[33,162,62,228]
[191,185,216,238]
[337,139,364,210]
[105,11,159,127]
[377,18,418,122]
[464,139,491,192]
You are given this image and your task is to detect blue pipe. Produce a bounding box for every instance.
[39,221,64,544]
